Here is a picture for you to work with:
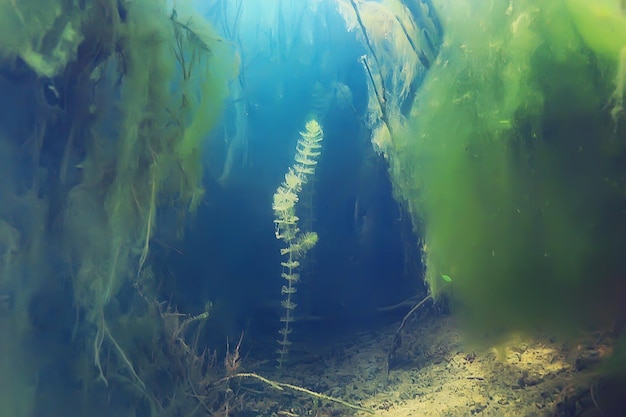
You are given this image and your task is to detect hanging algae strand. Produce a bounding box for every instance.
[273,120,323,367]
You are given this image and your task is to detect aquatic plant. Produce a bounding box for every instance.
[273,119,323,368]
[336,0,442,155]
[0,0,236,415]
[384,0,626,348]
[565,0,626,125]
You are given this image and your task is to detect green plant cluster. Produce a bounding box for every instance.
[387,0,626,347]
[0,1,235,415]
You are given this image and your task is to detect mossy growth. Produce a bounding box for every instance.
[387,0,626,347]
[0,0,236,416]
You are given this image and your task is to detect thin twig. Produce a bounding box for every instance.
[103,319,147,392]
[213,372,374,414]
[137,159,157,279]
[348,0,391,132]
[590,382,606,417]
[387,294,432,375]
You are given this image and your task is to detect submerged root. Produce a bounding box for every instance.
[609,46,626,130]
[137,161,157,279]
[93,309,147,395]
[212,372,375,414]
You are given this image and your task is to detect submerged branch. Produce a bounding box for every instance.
[349,0,392,133]
[212,372,375,414]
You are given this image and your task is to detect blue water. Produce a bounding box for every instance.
[176,0,427,343]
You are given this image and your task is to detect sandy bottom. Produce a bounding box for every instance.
[229,311,619,417]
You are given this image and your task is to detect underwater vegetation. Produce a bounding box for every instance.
[273,119,324,368]
[381,0,626,354]
[1,0,626,416]
[0,0,236,415]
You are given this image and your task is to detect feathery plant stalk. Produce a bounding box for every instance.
[273,120,323,368]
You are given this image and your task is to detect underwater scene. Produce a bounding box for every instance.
[1,0,626,416]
